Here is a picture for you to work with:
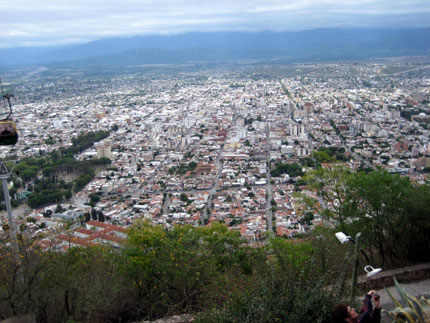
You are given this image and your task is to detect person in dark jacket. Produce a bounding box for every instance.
[332,290,381,322]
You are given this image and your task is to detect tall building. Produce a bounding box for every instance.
[97,140,112,159]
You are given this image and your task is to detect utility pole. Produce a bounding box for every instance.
[350,232,361,302]
[0,160,19,263]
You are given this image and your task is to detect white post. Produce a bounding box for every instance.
[0,161,19,263]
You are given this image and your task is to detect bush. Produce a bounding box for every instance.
[197,259,346,323]
[0,223,367,322]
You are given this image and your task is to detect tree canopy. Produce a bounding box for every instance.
[301,167,430,267]
[271,162,303,178]
[0,222,349,322]
[16,130,111,208]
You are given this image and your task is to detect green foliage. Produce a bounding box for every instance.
[301,157,317,167]
[180,193,189,202]
[267,238,313,271]
[302,168,430,267]
[328,119,345,140]
[18,165,39,181]
[55,204,64,213]
[27,190,63,208]
[271,162,303,178]
[64,190,72,200]
[280,81,292,98]
[172,162,198,175]
[345,171,412,265]
[123,222,252,318]
[304,212,314,224]
[0,222,349,322]
[74,169,95,193]
[89,193,101,204]
[66,130,110,156]
[90,157,111,166]
[244,118,254,125]
[313,150,332,163]
[197,247,346,323]
[44,137,55,145]
[312,146,348,163]
[188,161,197,171]
[10,199,19,208]
[301,166,353,229]
[385,277,430,323]
[15,131,111,208]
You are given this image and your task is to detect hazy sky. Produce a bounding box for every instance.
[1,0,430,48]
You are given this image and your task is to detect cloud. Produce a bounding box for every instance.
[1,0,429,47]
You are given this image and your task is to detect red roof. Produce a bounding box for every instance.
[88,232,122,243]
[74,228,94,236]
[86,220,126,232]
[57,233,95,247]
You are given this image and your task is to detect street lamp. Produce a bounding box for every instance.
[335,231,352,244]
[364,265,382,278]
[335,231,382,301]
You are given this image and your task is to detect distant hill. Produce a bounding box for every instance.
[1,28,430,67]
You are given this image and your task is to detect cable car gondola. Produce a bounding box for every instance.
[0,119,18,146]
[0,82,18,146]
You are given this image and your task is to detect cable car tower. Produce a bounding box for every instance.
[0,78,19,262]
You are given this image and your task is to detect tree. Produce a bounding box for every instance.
[180,193,188,202]
[91,209,98,221]
[345,170,414,267]
[271,162,303,178]
[89,193,101,205]
[400,183,430,263]
[125,222,246,316]
[55,204,64,213]
[51,150,60,162]
[304,212,314,225]
[300,166,353,231]
[74,169,95,192]
[64,190,72,200]
[0,219,351,322]
[301,168,430,267]
[43,209,52,218]
[42,166,52,177]
[21,167,39,181]
[98,211,105,222]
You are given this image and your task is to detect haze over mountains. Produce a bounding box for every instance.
[1,28,430,68]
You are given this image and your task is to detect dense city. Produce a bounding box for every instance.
[1,60,430,250]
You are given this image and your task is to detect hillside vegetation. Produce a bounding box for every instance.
[1,169,429,322]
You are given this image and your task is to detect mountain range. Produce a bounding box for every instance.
[1,28,430,68]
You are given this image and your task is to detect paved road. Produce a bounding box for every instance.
[142,180,293,197]
[0,204,31,219]
[162,194,171,215]
[349,149,377,170]
[202,104,237,220]
[203,150,224,220]
[264,100,273,235]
